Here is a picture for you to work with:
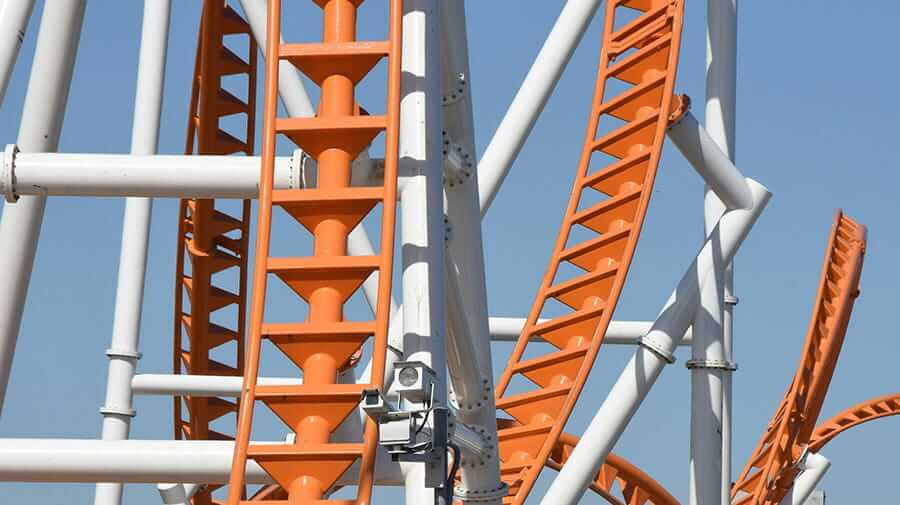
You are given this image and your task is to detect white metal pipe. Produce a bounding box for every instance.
[705,2,738,501]
[2,150,304,199]
[95,3,170,505]
[779,453,831,505]
[668,110,752,210]
[0,0,86,415]
[157,483,188,505]
[132,374,301,397]
[397,2,447,500]
[477,0,604,214]
[488,317,694,345]
[0,439,404,486]
[440,3,503,501]
[0,0,36,103]
[540,179,770,505]
[446,254,487,410]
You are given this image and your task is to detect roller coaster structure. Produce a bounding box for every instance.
[0,1,896,505]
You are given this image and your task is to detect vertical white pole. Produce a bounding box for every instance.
[398,0,445,502]
[0,0,87,415]
[778,453,830,505]
[706,1,738,502]
[439,2,503,501]
[0,0,36,103]
[94,2,170,505]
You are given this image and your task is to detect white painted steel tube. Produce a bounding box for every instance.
[477,0,604,214]
[0,0,36,103]
[3,151,302,199]
[488,317,694,346]
[157,483,188,505]
[95,3,170,505]
[446,256,487,410]
[0,439,404,486]
[440,3,503,501]
[668,111,751,211]
[132,374,301,397]
[706,3,738,502]
[0,0,86,415]
[779,453,831,505]
[540,180,770,505]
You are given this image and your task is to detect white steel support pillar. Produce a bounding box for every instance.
[94,2,170,504]
[705,1,738,502]
[779,453,831,505]
[477,0,604,213]
[439,2,503,501]
[0,0,86,415]
[0,0,36,103]
[540,180,770,505]
[398,0,445,502]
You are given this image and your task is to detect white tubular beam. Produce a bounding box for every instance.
[132,374,301,397]
[157,483,188,505]
[477,0,604,213]
[0,0,36,103]
[540,180,770,505]
[488,317,694,345]
[445,256,486,409]
[0,439,404,486]
[0,0,86,415]
[779,453,831,505]
[2,150,304,199]
[440,2,503,501]
[706,3,738,503]
[668,110,751,211]
[398,0,445,500]
[95,2,170,505]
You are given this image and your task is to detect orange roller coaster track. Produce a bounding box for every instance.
[173,1,257,504]
[808,394,900,453]
[732,211,866,505]
[225,0,403,504]
[494,1,685,503]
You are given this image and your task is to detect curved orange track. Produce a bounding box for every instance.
[494,1,686,502]
[732,211,866,505]
[809,393,900,452]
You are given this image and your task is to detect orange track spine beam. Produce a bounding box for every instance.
[732,211,866,505]
[225,0,402,503]
[808,393,900,453]
[173,2,257,504]
[493,1,685,503]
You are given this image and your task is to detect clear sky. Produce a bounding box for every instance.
[0,1,897,504]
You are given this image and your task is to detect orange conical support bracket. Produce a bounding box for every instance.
[225,0,403,504]
[492,1,686,503]
[732,211,866,505]
[172,2,257,505]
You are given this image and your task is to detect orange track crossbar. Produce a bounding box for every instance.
[732,211,866,505]
[493,1,686,503]
[808,393,900,453]
[226,0,402,503]
[173,2,257,504]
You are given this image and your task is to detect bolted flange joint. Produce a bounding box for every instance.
[685,359,737,371]
[638,335,676,364]
[2,144,19,203]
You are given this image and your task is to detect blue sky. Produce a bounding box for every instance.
[0,1,897,503]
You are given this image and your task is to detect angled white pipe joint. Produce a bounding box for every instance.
[0,148,310,200]
[778,452,831,505]
[539,179,771,505]
[157,483,195,505]
[446,259,489,412]
[488,317,694,346]
[667,109,753,211]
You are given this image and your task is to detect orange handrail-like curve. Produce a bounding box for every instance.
[173,2,257,504]
[225,1,403,504]
[732,211,866,505]
[808,393,900,453]
[493,1,686,503]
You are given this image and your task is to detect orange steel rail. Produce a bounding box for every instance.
[732,211,866,505]
[493,1,685,503]
[225,0,402,503]
[808,393,900,452]
[173,2,257,504]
